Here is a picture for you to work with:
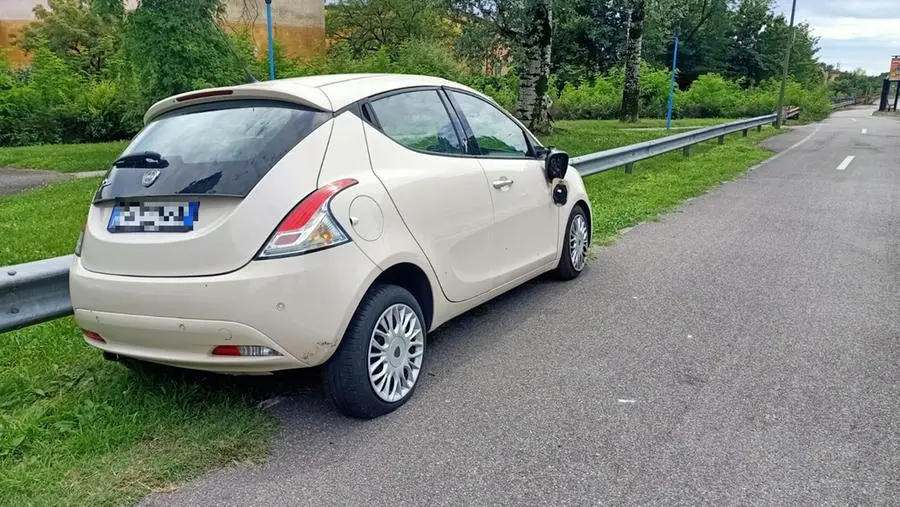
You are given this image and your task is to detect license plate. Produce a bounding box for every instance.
[108,201,200,233]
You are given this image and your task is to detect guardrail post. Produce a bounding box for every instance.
[757,125,762,132]
[742,129,748,137]
[683,146,692,157]
[718,135,725,145]
[625,162,634,174]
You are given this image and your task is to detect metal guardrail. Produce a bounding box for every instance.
[832,99,857,109]
[1,255,74,332]
[571,107,799,177]
[0,107,803,334]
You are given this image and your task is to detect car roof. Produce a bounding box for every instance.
[145,74,486,122]
[246,73,483,110]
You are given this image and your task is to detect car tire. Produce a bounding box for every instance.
[323,284,427,419]
[555,205,590,281]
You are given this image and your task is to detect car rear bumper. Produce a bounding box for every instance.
[70,243,381,373]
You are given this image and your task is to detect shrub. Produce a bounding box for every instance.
[680,74,745,118]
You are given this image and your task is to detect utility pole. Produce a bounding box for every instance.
[775,0,798,129]
[266,0,275,80]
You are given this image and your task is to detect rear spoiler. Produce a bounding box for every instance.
[144,83,333,124]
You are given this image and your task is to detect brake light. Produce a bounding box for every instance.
[74,222,86,256]
[258,179,358,259]
[176,89,234,102]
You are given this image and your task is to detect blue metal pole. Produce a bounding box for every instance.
[265,0,275,80]
[665,32,679,130]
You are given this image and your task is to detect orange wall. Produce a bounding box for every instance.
[0,18,324,68]
[0,20,31,66]
[237,23,325,60]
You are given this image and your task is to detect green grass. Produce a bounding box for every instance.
[0,120,780,505]
[0,141,129,173]
[0,178,276,506]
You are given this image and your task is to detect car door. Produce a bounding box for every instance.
[364,89,497,302]
[446,89,559,287]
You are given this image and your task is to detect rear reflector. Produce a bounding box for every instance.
[211,345,282,357]
[176,89,234,102]
[82,329,105,343]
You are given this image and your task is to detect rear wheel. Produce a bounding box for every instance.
[323,284,426,419]
[555,205,590,280]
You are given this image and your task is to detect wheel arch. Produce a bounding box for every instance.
[574,199,592,243]
[371,262,435,331]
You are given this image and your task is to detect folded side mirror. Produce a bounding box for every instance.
[545,149,569,181]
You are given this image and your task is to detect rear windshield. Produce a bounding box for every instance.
[94,100,331,202]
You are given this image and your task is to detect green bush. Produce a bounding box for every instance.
[0,45,136,146]
[680,74,745,118]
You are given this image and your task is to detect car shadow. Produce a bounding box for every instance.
[127,271,576,431]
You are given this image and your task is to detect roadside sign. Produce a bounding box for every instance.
[890,56,900,81]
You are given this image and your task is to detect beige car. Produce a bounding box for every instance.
[71,74,592,418]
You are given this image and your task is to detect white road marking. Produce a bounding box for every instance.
[852,118,857,123]
[861,128,867,134]
[836,156,855,171]
[617,399,637,404]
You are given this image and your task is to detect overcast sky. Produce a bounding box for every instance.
[773,0,899,75]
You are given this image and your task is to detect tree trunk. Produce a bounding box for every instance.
[620,0,646,123]
[514,0,553,134]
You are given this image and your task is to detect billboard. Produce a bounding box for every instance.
[891,56,900,81]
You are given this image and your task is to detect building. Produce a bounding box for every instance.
[0,0,325,67]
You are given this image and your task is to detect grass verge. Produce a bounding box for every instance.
[0,141,129,173]
[565,127,780,244]
[0,178,276,506]
[0,121,781,505]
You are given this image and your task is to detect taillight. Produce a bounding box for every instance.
[74,222,86,257]
[258,178,358,259]
[211,345,281,357]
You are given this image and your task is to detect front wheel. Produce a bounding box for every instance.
[554,205,590,281]
[323,284,426,419]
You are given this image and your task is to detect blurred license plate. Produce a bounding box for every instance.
[108,201,199,233]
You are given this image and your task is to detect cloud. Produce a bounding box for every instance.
[773,0,899,75]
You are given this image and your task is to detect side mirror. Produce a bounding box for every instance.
[545,149,569,181]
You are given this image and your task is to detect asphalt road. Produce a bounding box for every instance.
[144,106,899,506]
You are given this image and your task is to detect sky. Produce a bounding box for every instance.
[773,0,900,75]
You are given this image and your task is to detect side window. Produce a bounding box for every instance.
[369,90,464,155]
[449,91,529,157]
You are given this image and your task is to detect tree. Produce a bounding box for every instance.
[620,0,645,122]
[17,0,121,78]
[119,0,251,109]
[726,0,771,86]
[450,0,554,133]
[326,0,453,57]
[552,0,630,85]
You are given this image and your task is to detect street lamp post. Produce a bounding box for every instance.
[265,0,275,80]
[665,29,680,130]
[775,0,798,129]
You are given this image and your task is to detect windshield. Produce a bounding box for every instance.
[94,100,331,202]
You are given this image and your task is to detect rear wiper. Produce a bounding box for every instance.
[112,151,169,169]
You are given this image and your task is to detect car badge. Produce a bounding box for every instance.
[142,169,161,187]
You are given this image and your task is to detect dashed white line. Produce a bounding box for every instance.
[836,156,855,171]
[861,128,868,134]
[852,118,857,123]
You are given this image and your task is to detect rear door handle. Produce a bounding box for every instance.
[492,177,514,190]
